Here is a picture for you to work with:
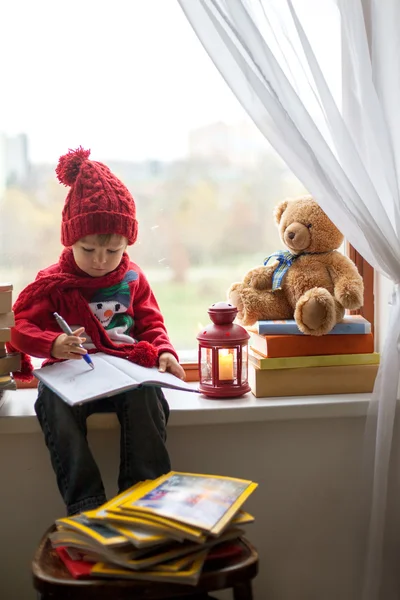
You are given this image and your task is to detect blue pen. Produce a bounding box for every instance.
[53,312,95,370]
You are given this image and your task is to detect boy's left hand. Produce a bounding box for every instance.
[158,352,186,380]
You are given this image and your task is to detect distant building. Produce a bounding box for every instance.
[0,133,30,194]
[188,120,270,168]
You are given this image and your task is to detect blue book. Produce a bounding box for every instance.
[256,315,371,335]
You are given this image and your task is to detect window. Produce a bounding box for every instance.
[0,0,373,365]
[347,247,374,334]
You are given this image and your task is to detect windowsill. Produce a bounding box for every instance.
[0,386,372,434]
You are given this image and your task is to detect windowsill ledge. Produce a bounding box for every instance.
[0,386,372,434]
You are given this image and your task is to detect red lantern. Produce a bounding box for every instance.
[197,301,250,398]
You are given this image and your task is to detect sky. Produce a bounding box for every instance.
[0,0,340,164]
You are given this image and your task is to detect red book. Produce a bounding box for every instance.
[206,541,243,562]
[55,547,93,579]
[249,332,374,358]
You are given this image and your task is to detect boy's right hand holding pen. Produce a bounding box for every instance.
[52,312,95,369]
[51,326,88,361]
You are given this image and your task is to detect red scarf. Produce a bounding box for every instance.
[8,248,158,381]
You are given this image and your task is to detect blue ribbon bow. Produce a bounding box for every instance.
[264,250,299,290]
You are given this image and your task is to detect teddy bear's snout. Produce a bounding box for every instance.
[284,222,311,250]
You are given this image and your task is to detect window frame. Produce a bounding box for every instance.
[17,245,374,389]
[347,243,374,335]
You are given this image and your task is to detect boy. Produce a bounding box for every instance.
[10,147,185,516]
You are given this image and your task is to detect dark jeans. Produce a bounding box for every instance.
[35,382,171,516]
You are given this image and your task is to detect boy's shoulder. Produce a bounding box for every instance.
[127,260,146,280]
[35,263,61,281]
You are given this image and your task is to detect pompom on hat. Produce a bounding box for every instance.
[56,147,138,247]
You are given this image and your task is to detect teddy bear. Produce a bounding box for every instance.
[228,196,364,336]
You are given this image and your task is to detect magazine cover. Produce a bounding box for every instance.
[88,485,204,543]
[56,514,130,548]
[85,485,174,547]
[119,472,257,536]
[107,506,207,541]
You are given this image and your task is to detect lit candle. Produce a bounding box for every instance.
[218,352,234,380]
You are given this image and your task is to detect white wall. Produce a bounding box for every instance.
[0,415,371,600]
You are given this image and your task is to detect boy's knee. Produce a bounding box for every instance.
[120,387,169,430]
[35,386,66,416]
[35,385,87,433]
[156,388,170,424]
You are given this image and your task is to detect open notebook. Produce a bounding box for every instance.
[33,353,198,406]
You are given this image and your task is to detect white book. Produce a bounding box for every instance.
[33,353,198,406]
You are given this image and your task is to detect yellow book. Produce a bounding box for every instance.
[85,483,179,546]
[92,506,252,546]
[50,531,94,549]
[105,523,170,548]
[49,530,154,562]
[104,508,207,542]
[249,363,379,397]
[231,510,255,526]
[55,514,130,548]
[92,510,193,542]
[118,471,258,537]
[89,483,205,543]
[53,528,243,574]
[92,527,243,572]
[151,551,205,573]
[249,348,380,370]
[91,550,208,586]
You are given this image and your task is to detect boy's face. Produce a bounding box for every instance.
[72,234,128,278]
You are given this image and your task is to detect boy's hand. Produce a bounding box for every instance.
[158,352,186,380]
[51,327,88,360]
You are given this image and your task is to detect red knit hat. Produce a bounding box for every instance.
[56,147,138,246]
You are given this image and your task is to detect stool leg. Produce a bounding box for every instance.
[233,580,253,600]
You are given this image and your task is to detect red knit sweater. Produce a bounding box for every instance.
[10,249,178,380]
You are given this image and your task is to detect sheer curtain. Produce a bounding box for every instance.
[177,0,400,598]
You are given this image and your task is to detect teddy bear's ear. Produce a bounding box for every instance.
[274,199,289,224]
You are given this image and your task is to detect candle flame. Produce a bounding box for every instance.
[219,348,231,356]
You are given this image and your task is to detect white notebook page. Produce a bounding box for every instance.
[103,354,194,390]
[34,354,135,405]
[34,352,196,405]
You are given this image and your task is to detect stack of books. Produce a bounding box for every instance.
[0,283,20,399]
[247,315,379,397]
[49,471,257,585]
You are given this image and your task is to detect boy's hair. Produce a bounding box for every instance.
[93,233,127,246]
[56,147,138,247]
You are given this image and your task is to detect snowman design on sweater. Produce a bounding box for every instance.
[84,270,138,348]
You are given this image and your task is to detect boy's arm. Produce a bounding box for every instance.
[11,297,60,359]
[131,271,179,361]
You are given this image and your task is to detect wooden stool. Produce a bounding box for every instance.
[32,527,258,600]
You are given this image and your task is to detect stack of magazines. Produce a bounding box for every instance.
[49,471,258,585]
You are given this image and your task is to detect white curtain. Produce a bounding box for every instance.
[177,0,400,598]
